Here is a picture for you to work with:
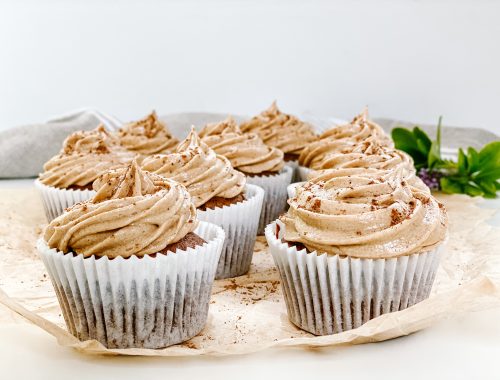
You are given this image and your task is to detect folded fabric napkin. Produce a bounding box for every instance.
[0,110,120,178]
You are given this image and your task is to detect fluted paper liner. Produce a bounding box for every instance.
[265,221,442,335]
[246,166,293,234]
[0,188,499,356]
[297,165,312,182]
[34,179,95,222]
[37,221,224,349]
[197,184,264,279]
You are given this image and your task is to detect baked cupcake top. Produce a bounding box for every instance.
[305,141,428,192]
[198,117,285,175]
[44,160,197,258]
[141,128,246,208]
[299,110,393,168]
[240,102,317,157]
[117,111,179,155]
[39,126,133,189]
[280,167,447,259]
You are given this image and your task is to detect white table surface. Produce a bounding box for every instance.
[1,179,499,380]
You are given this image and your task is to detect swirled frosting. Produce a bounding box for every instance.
[44,160,198,258]
[118,111,179,155]
[299,110,393,167]
[280,167,447,258]
[198,117,285,174]
[305,141,428,191]
[240,102,317,155]
[39,126,133,188]
[141,128,246,207]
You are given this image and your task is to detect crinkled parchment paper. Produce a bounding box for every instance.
[0,187,499,356]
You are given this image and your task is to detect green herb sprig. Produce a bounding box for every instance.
[391,117,500,198]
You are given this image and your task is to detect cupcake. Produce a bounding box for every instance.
[240,101,318,179]
[266,167,447,335]
[142,128,264,279]
[302,141,429,192]
[38,160,225,348]
[199,117,293,234]
[35,126,134,221]
[117,111,179,157]
[298,110,393,181]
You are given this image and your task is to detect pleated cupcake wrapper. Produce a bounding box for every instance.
[265,221,443,336]
[297,165,313,182]
[286,181,306,199]
[246,166,294,234]
[284,160,300,183]
[38,221,225,349]
[34,179,95,222]
[197,184,264,279]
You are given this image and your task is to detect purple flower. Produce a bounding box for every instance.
[417,168,443,191]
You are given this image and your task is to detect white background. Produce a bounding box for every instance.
[0,0,500,135]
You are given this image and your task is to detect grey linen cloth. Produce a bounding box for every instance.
[0,110,119,178]
[1,110,497,179]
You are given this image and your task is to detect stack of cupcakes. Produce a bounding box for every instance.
[198,117,293,234]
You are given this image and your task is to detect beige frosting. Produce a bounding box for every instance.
[44,160,197,258]
[199,117,285,174]
[281,167,447,259]
[240,102,317,155]
[39,126,133,188]
[306,142,428,192]
[118,111,179,155]
[299,110,393,167]
[141,128,246,207]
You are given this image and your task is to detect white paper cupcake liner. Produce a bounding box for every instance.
[197,184,264,279]
[285,160,300,182]
[265,221,443,336]
[297,165,313,182]
[38,221,225,349]
[287,181,306,199]
[246,166,293,234]
[34,179,95,222]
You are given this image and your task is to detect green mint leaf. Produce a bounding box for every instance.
[392,127,427,168]
[413,127,432,155]
[440,177,463,194]
[464,184,484,197]
[467,147,480,173]
[478,141,500,174]
[428,116,443,169]
[475,167,500,181]
[457,148,468,175]
[477,180,498,198]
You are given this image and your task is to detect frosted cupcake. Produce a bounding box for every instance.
[300,141,428,192]
[117,111,179,157]
[240,101,317,179]
[38,160,225,349]
[35,126,134,221]
[142,128,264,279]
[199,117,293,234]
[298,110,393,181]
[266,167,447,335]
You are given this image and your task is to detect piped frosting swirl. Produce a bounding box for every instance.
[44,160,197,258]
[240,102,317,155]
[199,117,285,174]
[118,111,179,155]
[39,126,133,188]
[299,110,393,168]
[280,167,447,259]
[141,128,246,207]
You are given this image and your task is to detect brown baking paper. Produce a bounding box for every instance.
[1,187,499,356]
